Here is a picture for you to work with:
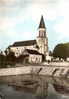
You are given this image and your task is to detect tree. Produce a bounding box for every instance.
[49,51,53,56]
[6,51,16,66]
[0,51,7,68]
[0,50,16,68]
[53,43,69,60]
[4,47,10,56]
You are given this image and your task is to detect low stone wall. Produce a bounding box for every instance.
[0,63,69,77]
[0,67,31,76]
[49,62,69,67]
[0,66,45,76]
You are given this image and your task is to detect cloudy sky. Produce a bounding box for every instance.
[0,0,69,51]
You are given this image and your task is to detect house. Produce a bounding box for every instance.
[8,16,48,63]
[22,49,43,63]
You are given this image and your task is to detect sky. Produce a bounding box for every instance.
[0,0,69,51]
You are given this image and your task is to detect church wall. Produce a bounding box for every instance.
[10,45,37,57]
[36,37,48,55]
[29,54,42,63]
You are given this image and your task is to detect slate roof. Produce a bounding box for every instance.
[25,49,42,55]
[39,16,46,28]
[11,40,36,47]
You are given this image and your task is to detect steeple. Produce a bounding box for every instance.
[39,16,46,29]
[38,16,46,37]
[37,15,48,55]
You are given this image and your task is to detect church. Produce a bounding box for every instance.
[9,16,48,63]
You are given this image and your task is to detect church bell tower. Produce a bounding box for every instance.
[36,16,48,55]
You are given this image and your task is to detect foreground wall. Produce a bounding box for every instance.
[0,63,69,77]
[0,66,31,76]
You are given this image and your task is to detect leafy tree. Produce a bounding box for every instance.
[0,51,7,68]
[53,43,69,60]
[4,47,10,56]
[0,49,16,68]
[49,51,53,56]
[6,51,16,66]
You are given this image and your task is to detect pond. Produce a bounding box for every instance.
[0,75,69,99]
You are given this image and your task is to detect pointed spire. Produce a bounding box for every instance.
[39,16,46,29]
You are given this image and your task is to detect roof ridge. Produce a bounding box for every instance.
[14,39,36,43]
[12,40,36,47]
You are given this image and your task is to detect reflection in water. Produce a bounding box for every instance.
[10,75,48,99]
[0,75,69,99]
[53,83,69,95]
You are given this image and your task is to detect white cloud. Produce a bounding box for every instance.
[23,4,57,25]
[21,0,66,23]
[0,0,20,6]
[53,0,69,42]
[0,17,16,30]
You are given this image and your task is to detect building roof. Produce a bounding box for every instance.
[24,49,42,55]
[39,16,46,28]
[11,40,36,47]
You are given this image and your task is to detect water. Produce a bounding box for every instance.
[0,75,69,99]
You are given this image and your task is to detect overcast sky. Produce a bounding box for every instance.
[0,0,69,51]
